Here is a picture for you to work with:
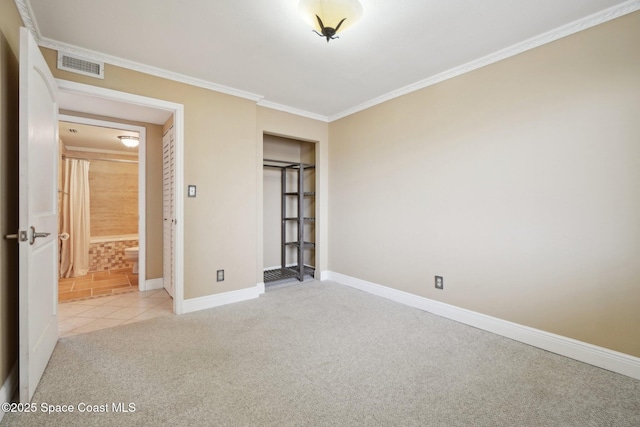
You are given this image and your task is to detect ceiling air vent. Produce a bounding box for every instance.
[57,52,104,79]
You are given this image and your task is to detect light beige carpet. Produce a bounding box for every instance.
[2,281,639,426]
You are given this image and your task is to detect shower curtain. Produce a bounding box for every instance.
[60,159,91,278]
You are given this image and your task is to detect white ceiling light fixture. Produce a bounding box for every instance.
[118,135,139,148]
[298,0,363,43]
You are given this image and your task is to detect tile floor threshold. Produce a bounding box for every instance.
[59,289,173,337]
[58,268,139,302]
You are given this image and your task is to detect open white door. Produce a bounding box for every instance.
[18,27,59,402]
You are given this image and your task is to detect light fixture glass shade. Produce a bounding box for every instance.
[298,0,363,36]
[118,135,139,148]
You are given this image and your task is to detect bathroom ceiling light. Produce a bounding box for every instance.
[298,0,363,43]
[118,135,139,148]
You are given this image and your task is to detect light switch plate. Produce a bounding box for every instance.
[188,185,196,197]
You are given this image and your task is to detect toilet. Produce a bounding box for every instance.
[124,246,139,274]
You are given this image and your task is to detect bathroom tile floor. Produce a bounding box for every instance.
[58,289,173,338]
[58,267,138,302]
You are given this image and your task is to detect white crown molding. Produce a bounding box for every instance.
[329,0,640,122]
[14,0,38,37]
[40,36,264,102]
[257,99,329,123]
[327,271,640,380]
[17,0,640,123]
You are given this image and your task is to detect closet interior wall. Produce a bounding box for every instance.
[263,134,316,284]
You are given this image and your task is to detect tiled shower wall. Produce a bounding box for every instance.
[89,239,138,272]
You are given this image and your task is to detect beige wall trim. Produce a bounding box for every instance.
[145,278,164,291]
[181,286,263,315]
[14,0,262,103]
[327,271,640,381]
[0,362,17,423]
[257,100,328,123]
[329,0,640,122]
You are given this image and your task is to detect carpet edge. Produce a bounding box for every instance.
[325,271,640,380]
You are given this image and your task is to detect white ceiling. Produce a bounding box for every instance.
[23,0,638,120]
[59,121,139,155]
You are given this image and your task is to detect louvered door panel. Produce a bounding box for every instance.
[162,126,175,297]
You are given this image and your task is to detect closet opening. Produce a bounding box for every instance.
[263,134,316,287]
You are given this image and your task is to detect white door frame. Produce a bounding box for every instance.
[56,79,186,314]
[59,114,147,289]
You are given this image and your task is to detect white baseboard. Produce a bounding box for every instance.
[257,282,265,295]
[0,363,18,423]
[182,285,262,314]
[145,278,164,291]
[319,270,330,281]
[326,271,640,380]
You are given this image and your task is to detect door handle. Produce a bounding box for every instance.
[30,226,51,245]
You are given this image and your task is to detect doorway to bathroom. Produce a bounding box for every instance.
[55,79,185,315]
[57,115,146,302]
[55,108,181,335]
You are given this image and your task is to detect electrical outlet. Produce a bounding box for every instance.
[217,270,224,282]
[435,276,443,290]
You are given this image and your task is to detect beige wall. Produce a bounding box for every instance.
[60,111,164,280]
[0,0,21,395]
[328,12,640,357]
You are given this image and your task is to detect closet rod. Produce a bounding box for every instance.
[62,155,138,164]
